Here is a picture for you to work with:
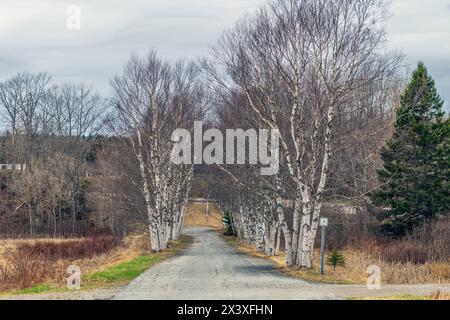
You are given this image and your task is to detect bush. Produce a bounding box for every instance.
[0,247,67,291]
[16,236,121,261]
[318,205,380,250]
[379,241,429,264]
[408,217,450,262]
[326,250,346,270]
[318,205,450,265]
[379,217,450,264]
[223,211,236,236]
[0,236,121,292]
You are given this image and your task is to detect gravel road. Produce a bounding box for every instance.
[113,226,450,300]
[2,226,448,300]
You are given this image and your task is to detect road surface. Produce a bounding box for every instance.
[113,226,450,300]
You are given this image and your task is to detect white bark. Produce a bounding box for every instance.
[111,52,204,252]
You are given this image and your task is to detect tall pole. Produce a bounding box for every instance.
[320,225,326,276]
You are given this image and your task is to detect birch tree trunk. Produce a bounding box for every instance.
[111,52,206,252]
[208,0,401,268]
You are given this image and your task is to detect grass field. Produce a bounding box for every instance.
[185,203,224,230]
[0,234,192,295]
[354,291,450,300]
[224,236,450,285]
[85,235,192,286]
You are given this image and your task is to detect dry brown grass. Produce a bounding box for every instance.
[185,203,224,230]
[357,291,450,300]
[16,236,121,260]
[81,234,151,275]
[0,234,150,292]
[431,290,450,300]
[224,236,450,285]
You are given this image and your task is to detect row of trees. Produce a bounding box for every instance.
[204,0,402,267]
[210,0,449,269]
[100,53,208,250]
[0,57,206,248]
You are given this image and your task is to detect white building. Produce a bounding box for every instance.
[0,164,26,171]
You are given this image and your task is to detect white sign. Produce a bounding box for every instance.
[319,217,328,227]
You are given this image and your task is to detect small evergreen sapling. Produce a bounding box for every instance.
[223,211,236,236]
[326,250,346,270]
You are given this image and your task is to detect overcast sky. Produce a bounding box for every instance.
[0,0,449,109]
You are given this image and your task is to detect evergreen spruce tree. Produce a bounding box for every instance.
[373,62,449,236]
[223,211,236,236]
[326,250,346,271]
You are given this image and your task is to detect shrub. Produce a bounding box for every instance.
[379,241,429,264]
[318,205,380,250]
[16,236,121,261]
[408,217,450,262]
[326,250,346,270]
[378,217,450,264]
[0,236,121,292]
[223,211,236,236]
[0,246,66,291]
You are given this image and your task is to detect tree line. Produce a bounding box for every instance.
[0,72,105,236]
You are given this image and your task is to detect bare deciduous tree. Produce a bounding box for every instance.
[0,72,107,236]
[0,72,51,163]
[206,0,402,267]
[109,51,207,251]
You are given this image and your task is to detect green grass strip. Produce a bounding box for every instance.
[85,254,163,283]
[1,235,192,296]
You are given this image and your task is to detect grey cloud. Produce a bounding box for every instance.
[0,0,448,110]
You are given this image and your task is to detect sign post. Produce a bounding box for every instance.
[319,217,328,276]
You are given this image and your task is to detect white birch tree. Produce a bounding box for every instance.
[110,51,207,251]
[207,0,401,267]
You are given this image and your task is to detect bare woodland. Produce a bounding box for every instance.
[0,72,105,236]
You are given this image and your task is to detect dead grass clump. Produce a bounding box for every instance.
[225,236,450,285]
[123,234,151,253]
[0,236,124,292]
[381,262,431,284]
[186,203,224,230]
[378,241,429,264]
[0,247,69,291]
[427,263,450,280]
[431,290,450,300]
[16,236,121,261]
